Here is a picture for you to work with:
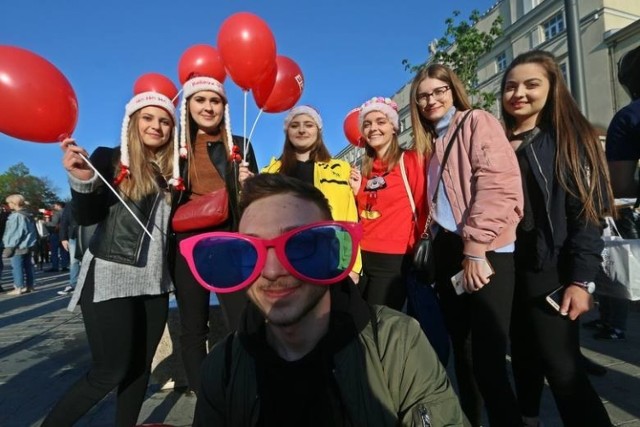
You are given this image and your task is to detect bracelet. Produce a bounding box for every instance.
[464,255,485,262]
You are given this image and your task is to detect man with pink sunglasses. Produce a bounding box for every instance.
[190,174,466,427]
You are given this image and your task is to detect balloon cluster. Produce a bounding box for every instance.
[0,12,307,144]
[178,12,304,114]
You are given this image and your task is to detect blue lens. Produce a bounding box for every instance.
[285,225,352,281]
[193,236,257,289]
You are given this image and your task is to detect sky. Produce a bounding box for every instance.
[0,0,497,200]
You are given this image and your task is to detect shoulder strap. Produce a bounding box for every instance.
[431,110,473,206]
[399,152,418,224]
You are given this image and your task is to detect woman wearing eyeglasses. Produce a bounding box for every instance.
[349,97,426,311]
[409,64,523,426]
[262,105,361,283]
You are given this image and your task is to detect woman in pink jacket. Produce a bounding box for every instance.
[409,64,524,427]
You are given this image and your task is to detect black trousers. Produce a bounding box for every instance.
[173,231,248,392]
[433,230,521,427]
[360,250,410,311]
[511,265,611,426]
[42,263,169,427]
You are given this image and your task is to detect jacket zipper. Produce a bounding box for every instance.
[528,145,555,236]
[418,404,432,427]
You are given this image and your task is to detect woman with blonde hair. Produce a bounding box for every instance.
[349,97,426,311]
[409,63,523,426]
[501,49,612,427]
[2,194,37,295]
[43,78,179,426]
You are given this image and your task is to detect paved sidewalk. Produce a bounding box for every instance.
[1,263,639,426]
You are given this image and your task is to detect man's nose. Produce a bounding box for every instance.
[260,248,288,281]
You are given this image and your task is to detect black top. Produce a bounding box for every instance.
[292,160,315,185]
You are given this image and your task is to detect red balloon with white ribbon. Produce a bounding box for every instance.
[0,45,78,143]
[252,55,304,113]
[217,12,276,91]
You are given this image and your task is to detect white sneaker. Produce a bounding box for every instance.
[57,286,74,296]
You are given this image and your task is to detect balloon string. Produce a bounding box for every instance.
[171,89,183,104]
[247,108,264,150]
[77,153,155,241]
[243,90,248,162]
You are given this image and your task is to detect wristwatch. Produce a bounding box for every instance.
[570,281,596,294]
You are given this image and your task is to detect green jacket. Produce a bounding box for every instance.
[194,281,467,427]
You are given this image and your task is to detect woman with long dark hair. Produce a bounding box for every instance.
[501,50,613,427]
[262,105,361,282]
[170,74,258,394]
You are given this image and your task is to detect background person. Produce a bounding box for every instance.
[501,49,613,427]
[591,44,640,341]
[58,200,79,296]
[2,194,37,296]
[262,104,361,283]
[42,79,179,427]
[44,201,69,272]
[185,173,466,426]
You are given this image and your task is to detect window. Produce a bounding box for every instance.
[399,117,407,133]
[523,0,542,14]
[496,51,507,72]
[543,12,565,40]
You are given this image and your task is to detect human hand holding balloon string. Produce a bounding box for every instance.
[60,138,156,241]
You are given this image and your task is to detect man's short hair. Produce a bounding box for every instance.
[618,45,640,100]
[239,174,333,220]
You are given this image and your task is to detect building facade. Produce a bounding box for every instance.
[337,0,640,162]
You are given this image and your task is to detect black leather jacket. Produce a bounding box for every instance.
[166,135,258,269]
[71,147,164,266]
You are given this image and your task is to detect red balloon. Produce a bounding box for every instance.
[217,12,276,90]
[343,108,365,147]
[0,45,78,143]
[252,55,304,113]
[178,44,226,84]
[133,73,179,106]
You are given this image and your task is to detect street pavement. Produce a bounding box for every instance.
[1,262,639,426]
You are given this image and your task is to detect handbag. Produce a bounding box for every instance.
[401,110,473,273]
[172,188,229,232]
[597,216,640,300]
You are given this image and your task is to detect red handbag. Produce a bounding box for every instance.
[172,188,229,232]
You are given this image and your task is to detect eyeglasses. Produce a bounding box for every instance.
[179,221,362,293]
[415,86,450,107]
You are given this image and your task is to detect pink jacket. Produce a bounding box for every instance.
[429,109,523,258]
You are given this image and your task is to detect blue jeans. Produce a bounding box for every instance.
[11,253,34,288]
[49,233,60,270]
[68,238,79,287]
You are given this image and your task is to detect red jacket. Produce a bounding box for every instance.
[356,150,427,254]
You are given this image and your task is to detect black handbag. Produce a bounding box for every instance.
[407,110,473,273]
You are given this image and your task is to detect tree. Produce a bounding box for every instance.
[403,9,503,111]
[0,163,60,211]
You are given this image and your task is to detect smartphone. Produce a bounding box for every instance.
[450,259,495,295]
[545,286,565,312]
